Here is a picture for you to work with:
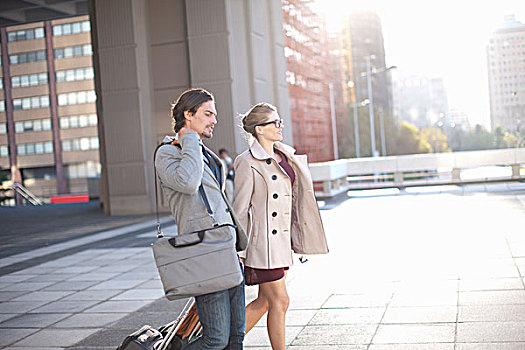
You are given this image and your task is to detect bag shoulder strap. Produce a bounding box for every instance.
[153,142,217,238]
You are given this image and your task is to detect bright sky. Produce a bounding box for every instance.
[321,0,525,128]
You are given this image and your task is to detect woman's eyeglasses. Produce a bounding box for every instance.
[256,119,284,128]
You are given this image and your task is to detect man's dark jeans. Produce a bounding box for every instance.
[183,279,245,350]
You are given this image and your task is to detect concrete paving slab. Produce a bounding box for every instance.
[0,313,17,323]
[61,290,123,301]
[0,281,56,291]
[458,278,524,291]
[0,328,39,347]
[42,281,99,291]
[0,300,51,313]
[459,304,525,322]
[291,324,376,346]
[244,325,302,347]
[111,273,156,281]
[253,309,319,328]
[29,300,100,313]
[368,345,454,350]
[109,289,164,301]
[7,347,65,350]
[13,328,102,347]
[12,291,74,302]
[26,273,78,282]
[322,293,392,308]
[52,266,100,274]
[135,279,163,289]
[458,290,525,305]
[288,346,366,350]
[86,279,146,290]
[389,291,458,307]
[50,313,127,328]
[0,313,71,328]
[456,343,525,350]
[382,306,457,324]
[372,324,456,344]
[309,307,385,325]
[0,290,30,301]
[0,275,36,283]
[456,322,525,342]
[83,300,154,313]
[66,273,121,282]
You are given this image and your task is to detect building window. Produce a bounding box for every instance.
[66,161,101,178]
[62,137,99,152]
[13,95,50,110]
[56,67,94,82]
[0,145,8,157]
[0,101,4,112]
[54,44,92,59]
[17,141,53,155]
[12,73,48,88]
[0,123,6,134]
[14,118,52,133]
[53,21,90,36]
[58,90,96,106]
[9,50,46,65]
[60,114,97,129]
[7,27,45,42]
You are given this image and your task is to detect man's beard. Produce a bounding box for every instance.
[201,125,214,139]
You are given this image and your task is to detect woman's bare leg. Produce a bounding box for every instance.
[259,276,289,350]
[245,286,269,334]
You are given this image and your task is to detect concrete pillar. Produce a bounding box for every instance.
[511,164,520,178]
[451,168,461,182]
[89,0,290,214]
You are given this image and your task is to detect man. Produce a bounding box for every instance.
[155,88,247,349]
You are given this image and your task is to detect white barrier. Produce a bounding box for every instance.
[309,148,525,198]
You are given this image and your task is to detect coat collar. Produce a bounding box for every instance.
[249,139,296,160]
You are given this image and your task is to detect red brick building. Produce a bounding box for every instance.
[282,0,336,162]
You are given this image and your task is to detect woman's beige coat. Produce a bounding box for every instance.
[233,140,328,269]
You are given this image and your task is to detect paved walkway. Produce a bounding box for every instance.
[1,183,525,349]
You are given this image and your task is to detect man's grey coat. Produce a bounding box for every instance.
[155,131,247,251]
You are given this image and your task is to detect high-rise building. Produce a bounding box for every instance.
[341,11,395,156]
[0,15,99,200]
[282,0,336,162]
[487,15,525,133]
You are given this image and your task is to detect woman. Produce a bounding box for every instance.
[233,102,329,349]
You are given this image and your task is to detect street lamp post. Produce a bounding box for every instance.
[328,83,339,160]
[348,81,361,158]
[365,56,377,157]
[361,56,396,157]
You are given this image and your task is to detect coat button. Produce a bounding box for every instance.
[225,208,230,212]
[272,229,277,234]
[266,159,272,164]
[273,193,278,199]
[272,175,277,180]
[272,212,277,217]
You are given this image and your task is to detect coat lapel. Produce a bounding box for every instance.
[202,145,224,189]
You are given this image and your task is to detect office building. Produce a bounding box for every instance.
[0,15,98,200]
[282,0,336,162]
[487,15,525,133]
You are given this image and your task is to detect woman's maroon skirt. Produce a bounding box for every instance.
[244,266,289,286]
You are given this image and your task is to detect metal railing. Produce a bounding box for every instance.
[12,183,44,206]
[309,148,525,198]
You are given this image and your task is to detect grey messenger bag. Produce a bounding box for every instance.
[152,143,243,301]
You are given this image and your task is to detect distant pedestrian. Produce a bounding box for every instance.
[219,148,235,203]
[233,102,329,350]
